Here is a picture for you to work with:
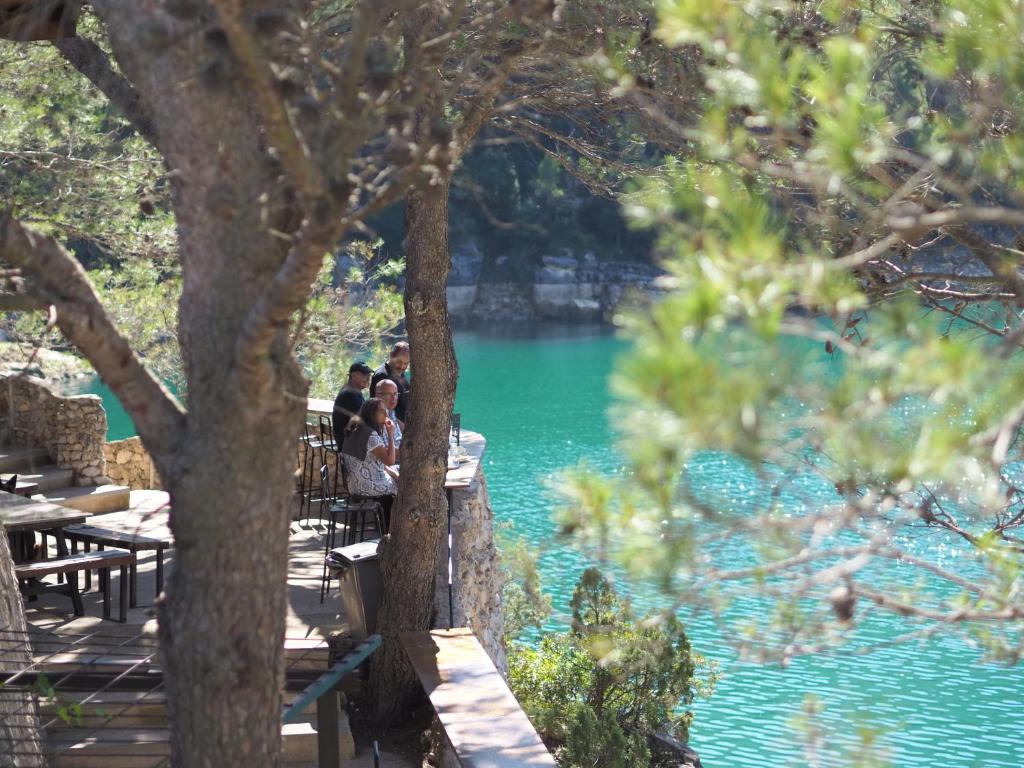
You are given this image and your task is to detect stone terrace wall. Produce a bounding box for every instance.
[104,437,163,491]
[0,374,108,485]
[435,465,508,674]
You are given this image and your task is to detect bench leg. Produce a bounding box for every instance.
[101,567,111,620]
[119,564,128,623]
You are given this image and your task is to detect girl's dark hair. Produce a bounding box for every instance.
[347,397,386,436]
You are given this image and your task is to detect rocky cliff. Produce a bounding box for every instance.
[447,245,666,325]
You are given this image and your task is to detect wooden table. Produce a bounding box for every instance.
[2,490,89,612]
[1,490,87,535]
[307,397,333,417]
[445,429,484,493]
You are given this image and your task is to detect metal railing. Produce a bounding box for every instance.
[281,634,382,768]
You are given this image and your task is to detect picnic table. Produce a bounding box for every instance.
[0,490,87,532]
[2,490,137,621]
[1,490,86,560]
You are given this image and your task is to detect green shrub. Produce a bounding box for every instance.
[509,568,701,767]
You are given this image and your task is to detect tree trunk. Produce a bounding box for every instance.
[0,527,44,767]
[157,407,299,768]
[370,164,457,721]
[146,119,304,768]
[92,6,309,765]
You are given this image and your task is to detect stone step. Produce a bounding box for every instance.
[33,484,131,515]
[39,690,167,729]
[0,445,51,473]
[46,727,169,768]
[3,465,75,493]
[45,721,320,768]
[127,489,171,516]
[281,721,319,763]
[283,637,332,671]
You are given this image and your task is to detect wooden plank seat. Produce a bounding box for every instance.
[14,549,135,623]
[62,524,170,608]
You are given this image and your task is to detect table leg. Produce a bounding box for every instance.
[129,554,138,608]
[52,528,84,613]
[84,540,92,591]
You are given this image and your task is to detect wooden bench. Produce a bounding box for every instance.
[63,524,171,607]
[15,549,135,623]
[401,628,556,767]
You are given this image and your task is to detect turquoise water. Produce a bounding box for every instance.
[452,331,1022,768]
[73,332,1022,767]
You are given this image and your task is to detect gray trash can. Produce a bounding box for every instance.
[327,538,382,640]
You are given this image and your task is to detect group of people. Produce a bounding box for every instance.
[331,342,411,522]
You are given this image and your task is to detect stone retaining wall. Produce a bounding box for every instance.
[103,436,162,490]
[434,463,508,675]
[0,374,108,485]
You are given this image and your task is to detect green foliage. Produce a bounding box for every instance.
[0,32,172,258]
[499,533,553,639]
[508,568,706,767]
[0,31,179,380]
[562,0,1024,666]
[32,674,83,726]
[299,240,405,399]
[364,140,656,276]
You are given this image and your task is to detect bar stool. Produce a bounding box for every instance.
[298,422,330,522]
[319,461,383,602]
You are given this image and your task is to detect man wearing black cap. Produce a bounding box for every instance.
[332,361,372,446]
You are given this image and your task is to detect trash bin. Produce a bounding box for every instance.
[327,538,382,640]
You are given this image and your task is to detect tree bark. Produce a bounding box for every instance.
[87,5,310,765]
[0,527,44,767]
[370,164,457,721]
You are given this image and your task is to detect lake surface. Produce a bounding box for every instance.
[72,330,1022,767]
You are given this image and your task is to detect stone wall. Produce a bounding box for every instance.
[434,462,508,675]
[104,436,162,490]
[448,250,666,325]
[0,374,108,485]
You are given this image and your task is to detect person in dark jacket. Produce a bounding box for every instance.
[370,341,411,426]
[332,361,372,446]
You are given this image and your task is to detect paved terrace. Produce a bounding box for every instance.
[11,490,423,767]
[21,490,352,642]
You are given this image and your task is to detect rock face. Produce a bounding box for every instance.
[0,373,108,485]
[104,436,163,490]
[448,246,665,325]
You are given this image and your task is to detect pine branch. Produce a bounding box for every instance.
[54,36,160,147]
